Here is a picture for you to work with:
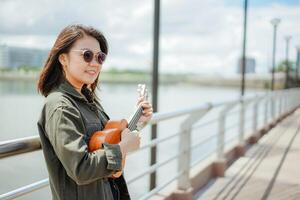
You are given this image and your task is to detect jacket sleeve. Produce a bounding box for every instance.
[45,102,122,185]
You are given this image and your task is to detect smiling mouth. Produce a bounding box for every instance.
[85,70,97,75]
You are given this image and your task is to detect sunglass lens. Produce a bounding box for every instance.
[97,53,106,64]
[83,50,93,63]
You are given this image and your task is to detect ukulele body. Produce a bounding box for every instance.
[88,119,128,178]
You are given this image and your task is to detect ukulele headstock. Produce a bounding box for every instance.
[137,84,148,101]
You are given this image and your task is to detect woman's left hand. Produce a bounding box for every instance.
[137,97,153,123]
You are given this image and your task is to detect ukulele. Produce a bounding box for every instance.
[88,84,148,178]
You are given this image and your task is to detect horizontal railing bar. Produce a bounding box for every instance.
[244,122,254,130]
[225,122,240,132]
[227,109,241,116]
[225,133,239,145]
[149,103,213,124]
[245,113,254,121]
[127,151,182,184]
[139,170,184,200]
[149,93,265,125]
[191,118,218,130]
[137,131,181,151]
[190,133,217,151]
[0,178,49,200]
[190,148,217,168]
[226,124,239,132]
[0,136,41,159]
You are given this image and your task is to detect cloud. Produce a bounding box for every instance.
[0,0,299,74]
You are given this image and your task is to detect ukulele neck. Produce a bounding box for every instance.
[128,106,143,131]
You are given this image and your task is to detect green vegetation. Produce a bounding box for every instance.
[18,65,41,72]
[101,68,151,83]
[0,65,41,72]
[275,60,296,72]
[105,67,149,75]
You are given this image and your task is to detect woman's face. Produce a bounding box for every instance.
[60,34,102,90]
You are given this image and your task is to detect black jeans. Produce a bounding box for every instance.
[108,175,131,200]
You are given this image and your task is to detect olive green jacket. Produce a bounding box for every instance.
[38,80,127,200]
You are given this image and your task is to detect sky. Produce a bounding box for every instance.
[0,0,300,75]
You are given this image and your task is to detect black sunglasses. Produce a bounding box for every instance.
[71,49,106,64]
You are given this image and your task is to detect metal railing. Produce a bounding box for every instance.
[0,88,300,199]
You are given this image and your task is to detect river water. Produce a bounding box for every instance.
[0,80,266,199]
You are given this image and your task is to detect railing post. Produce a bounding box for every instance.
[293,89,298,109]
[252,96,263,133]
[288,90,291,110]
[278,92,281,116]
[282,90,285,113]
[285,90,288,112]
[280,91,284,116]
[264,94,269,124]
[282,89,287,113]
[217,102,236,159]
[215,102,236,177]
[178,128,191,191]
[276,92,280,117]
[176,104,212,196]
[249,96,264,144]
[217,112,225,159]
[271,92,275,120]
[238,98,252,143]
[295,89,300,107]
[290,90,294,110]
[273,92,277,120]
[290,90,293,109]
[239,99,245,143]
[286,90,290,112]
[280,91,283,116]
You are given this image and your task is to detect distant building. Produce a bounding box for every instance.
[237,57,256,74]
[0,44,49,68]
[0,45,9,68]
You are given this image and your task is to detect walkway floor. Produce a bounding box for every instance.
[194,109,300,200]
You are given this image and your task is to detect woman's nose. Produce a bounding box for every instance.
[89,57,101,67]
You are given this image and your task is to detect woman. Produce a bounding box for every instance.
[37,24,152,200]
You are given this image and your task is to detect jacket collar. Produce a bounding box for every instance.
[58,80,88,103]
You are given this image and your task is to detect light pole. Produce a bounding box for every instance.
[150,0,160,190]
[284,36,291,89]
[241,0,248,97]
[270,18,281,90]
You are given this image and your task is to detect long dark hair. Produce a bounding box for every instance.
[37,24,108,97]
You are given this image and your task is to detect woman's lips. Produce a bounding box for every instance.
[85,70,97,75]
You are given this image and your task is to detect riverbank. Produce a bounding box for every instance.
[0,70,286,89]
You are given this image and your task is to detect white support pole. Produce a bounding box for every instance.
[276,92,281,118]
[177,103,212,190]
[273,92,277,119]
[264,94,269,124]
[271,93,275,120]
[279,91,283,116]
[239,98,252,142]
[252,97,263,133]
[217,102,237,159]
[284,90,288,112]
[239,100,245,143]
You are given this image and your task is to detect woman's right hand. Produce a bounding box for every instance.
[119,128,141,156]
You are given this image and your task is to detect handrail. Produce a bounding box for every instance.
[0,136,40,159]
[0,179,49,200]
[0,93,258,159]
[1,88,300,200]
